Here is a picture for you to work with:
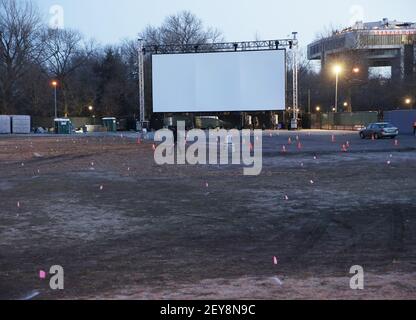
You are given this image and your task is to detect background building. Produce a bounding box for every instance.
[308,18,416,81]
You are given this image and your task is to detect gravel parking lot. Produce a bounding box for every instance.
[0,130,415,300]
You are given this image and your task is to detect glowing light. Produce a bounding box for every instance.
[334,65,342,74]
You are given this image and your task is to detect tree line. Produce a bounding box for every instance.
[1,0,414,120]
[0,0,223,118]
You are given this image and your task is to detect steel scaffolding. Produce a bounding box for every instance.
[137,36,299,127]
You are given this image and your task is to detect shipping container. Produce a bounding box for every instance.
[11,115,31,134]
[0,115,11,134]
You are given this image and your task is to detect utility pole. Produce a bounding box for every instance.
[138,38,146,129]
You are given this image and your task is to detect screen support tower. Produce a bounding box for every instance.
[138,39,146,129]
[291,32,299,130]
[137,36,299,128]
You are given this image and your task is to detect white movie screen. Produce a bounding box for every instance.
[152,50,286,113]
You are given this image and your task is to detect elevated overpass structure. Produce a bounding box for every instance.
[308,18,416,81]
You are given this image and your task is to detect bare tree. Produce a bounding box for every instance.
[141,11,224,47]
[0,0,44,113]
[43,28,95,116]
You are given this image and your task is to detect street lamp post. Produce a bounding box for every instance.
[334,65,342,113]
[51,81,58,118]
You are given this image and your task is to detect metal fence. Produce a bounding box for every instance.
[309,112,379,131]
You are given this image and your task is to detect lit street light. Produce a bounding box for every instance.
[51,80,58,119]
[334,65,342,113]
[405,98,412,105]
[88,105,94,112]
[316,106,321,112]
[353,67,360,74]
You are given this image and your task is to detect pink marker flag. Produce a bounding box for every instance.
[39,270,46,279]
[273,256,278,265]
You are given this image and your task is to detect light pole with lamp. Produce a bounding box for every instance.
[51,80,58,118]
[333,65,342,113]
[88,105,95,125]
[405,98,412,109]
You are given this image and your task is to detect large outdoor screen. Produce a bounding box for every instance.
[152,50,286,113]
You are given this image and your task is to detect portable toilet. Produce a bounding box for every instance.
[102,117,117,132]
[0,115,11,134]
[54,118,72,134]
[11,115,31,134]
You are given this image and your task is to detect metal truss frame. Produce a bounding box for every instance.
[137,37,299,126]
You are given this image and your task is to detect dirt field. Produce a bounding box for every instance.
[1,130,416,300]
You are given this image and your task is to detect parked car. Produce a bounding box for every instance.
[359,123,399,139]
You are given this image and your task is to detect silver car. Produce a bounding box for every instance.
[359,123,399,139]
